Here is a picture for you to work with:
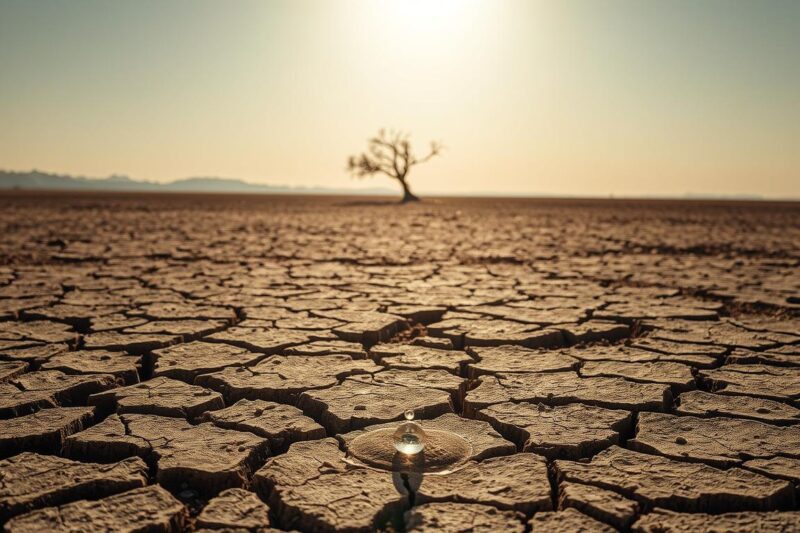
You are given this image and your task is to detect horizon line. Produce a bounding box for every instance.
[2,167,797,202]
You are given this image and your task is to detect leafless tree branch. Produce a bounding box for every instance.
[346,129,442,203]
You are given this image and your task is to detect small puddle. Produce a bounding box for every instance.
[344,427,474,475]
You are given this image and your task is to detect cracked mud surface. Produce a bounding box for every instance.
[0,193,799,531]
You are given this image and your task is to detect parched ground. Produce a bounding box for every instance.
[0,191,799,532]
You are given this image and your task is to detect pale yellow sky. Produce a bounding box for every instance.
[0,0,798,197]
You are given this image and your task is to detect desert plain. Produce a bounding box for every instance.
[0,192,799,532]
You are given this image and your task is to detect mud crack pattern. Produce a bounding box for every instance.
[0,193,799,531]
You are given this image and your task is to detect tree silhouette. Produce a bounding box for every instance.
[347,129,441,203]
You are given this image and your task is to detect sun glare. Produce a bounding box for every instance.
[368,0,486,42]
[383,0,475,29]
[342,0,496,85]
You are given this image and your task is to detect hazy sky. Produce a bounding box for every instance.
[1,0,798,197]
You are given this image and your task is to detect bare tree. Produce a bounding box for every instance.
[347,129,441,203]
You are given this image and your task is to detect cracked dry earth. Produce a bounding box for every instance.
[0,192,799,533]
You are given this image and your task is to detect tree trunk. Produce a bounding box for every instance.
[399,178,420,203]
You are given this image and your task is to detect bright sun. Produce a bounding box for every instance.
[338,0,500,104]
[377,0,483,37]
[385,0,471,21]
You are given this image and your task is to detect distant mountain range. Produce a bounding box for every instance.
[0,169,396,195]
[1,169,786,201]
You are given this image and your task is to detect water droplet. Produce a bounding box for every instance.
[393,420,426,455]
